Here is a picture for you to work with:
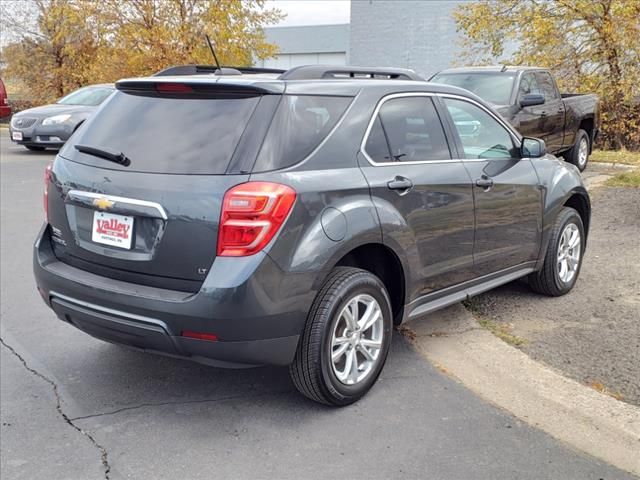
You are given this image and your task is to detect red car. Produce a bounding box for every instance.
[0,78,11,119]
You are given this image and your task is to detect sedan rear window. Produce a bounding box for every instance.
[62,91,260,174]
[58,86,114,106]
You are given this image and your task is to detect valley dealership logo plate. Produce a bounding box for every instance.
[92,211,133,249]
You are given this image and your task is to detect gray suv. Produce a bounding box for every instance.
[33,65,590,406]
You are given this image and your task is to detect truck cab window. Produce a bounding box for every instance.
[519,73,542,99]
[535,72,560,101]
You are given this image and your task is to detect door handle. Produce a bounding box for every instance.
[475,175,494,189]
[387,176,413,193]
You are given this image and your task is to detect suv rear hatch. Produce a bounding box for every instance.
[48,79,282,292]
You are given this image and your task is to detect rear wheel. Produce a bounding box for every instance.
[25,145,46,151]
[529,207,584,296]
[563,129,590,171]
[290,267,392,406]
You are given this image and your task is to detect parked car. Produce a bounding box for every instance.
[9,84,114,151]
[33,65,590,406]
[0,78,11,119]
[430,66,599,171]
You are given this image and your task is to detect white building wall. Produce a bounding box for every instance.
[259,52,346,69]
[350,0,466,78]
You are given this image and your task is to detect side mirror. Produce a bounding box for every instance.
[521,137,546,158]
[519,93,545,107]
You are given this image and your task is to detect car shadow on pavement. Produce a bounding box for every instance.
[59,332,421,421]
[20,149,59,155]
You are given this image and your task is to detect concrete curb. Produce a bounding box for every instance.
[406,304,640,476]
[589,161,637,170]
[584,173,614,189]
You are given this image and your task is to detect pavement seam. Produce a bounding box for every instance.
[0,337,111,480]
[68,390,292,422]
[68,373,429,422]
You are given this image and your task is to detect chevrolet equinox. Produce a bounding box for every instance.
[33,65,590,405]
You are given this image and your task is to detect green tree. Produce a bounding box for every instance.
[94,0,283,81]
[454,0,640,150]
[1,0,103,102]
[1,0,282,104]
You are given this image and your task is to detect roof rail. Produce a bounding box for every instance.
[278,65,425,81]
[153,65,286,77]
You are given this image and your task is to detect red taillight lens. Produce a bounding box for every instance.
[217,182,296,257]
[43,163,53,223]
[181,330,219,342]
[156,83,193,94]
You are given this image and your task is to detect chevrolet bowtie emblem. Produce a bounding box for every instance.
[93,197,115,210]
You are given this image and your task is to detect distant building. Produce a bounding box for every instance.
[258,1,496,77]
[257,24,350,69]
[350,0,467,78]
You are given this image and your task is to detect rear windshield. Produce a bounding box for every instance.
[62,90,260,174]
[431,73,516,105]
[253,95,352,171]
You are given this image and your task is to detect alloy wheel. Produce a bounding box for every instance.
[330,294,384,385]
[578,137,589,167]
[557,223,581,283]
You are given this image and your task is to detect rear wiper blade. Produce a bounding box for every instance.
[74,144,131,167]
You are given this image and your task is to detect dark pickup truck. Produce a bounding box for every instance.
[431,66,599,171]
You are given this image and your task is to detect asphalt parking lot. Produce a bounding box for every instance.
[0,130,634,480]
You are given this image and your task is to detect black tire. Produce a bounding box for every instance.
[25,145,46,151]
[529,207,585,296]
[289,267,393,406]
[562,129,590,172]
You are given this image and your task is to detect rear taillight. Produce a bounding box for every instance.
[217,182,296,257]
[43,163,53,223]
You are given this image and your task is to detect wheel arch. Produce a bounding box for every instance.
[563,190,591,241]
[536,185,591,269]
[578,118,595,152]
[332,243,407,325]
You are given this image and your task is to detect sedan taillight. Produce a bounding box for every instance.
[217,182,296,257]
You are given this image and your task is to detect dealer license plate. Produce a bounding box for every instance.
[92,211,134,249]
[12,131,23,141]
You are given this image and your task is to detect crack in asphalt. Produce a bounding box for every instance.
[0,337,111,480]
[68,390,292,422]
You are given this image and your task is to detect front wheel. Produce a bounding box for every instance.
[290,267,392,406]
[529,207,585,296]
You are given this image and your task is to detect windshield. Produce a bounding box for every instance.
[58,86,114,106]
[62,90,261,174]
[431,73,516,105]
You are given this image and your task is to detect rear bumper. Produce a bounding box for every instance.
[33,225,312,367]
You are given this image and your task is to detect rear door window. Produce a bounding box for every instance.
[61,90,261,174]
[366,97,450,162]
[253,95,352,171]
